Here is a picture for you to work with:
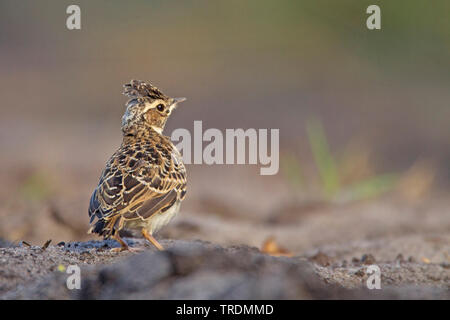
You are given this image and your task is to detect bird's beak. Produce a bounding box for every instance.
[170,97,186,110]
[173,97,186,104]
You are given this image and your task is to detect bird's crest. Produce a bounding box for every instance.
[123,80,169,105]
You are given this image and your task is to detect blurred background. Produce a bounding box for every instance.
[0,1,449,258]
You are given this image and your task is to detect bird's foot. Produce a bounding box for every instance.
[110,234,144,253]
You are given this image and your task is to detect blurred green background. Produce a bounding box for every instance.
[0,1,449,243]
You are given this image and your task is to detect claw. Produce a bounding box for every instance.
[110,234,143,253]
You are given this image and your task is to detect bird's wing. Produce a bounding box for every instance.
[88,147,186,235]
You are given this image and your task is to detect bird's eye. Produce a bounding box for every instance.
[156,104,165,112]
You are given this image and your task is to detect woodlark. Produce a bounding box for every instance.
[88,80,187,252]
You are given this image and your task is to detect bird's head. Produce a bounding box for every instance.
[121,80,186,136]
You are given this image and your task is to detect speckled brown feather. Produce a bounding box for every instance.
[88,80,187,238]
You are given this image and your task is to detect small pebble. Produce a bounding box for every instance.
[361,254,376,265]
[354,269,365,277]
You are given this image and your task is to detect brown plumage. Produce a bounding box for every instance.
[88,80,187,251]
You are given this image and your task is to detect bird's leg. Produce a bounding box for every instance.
[142,228,164,251]
[111,233,142,253]
[110,233,129,252]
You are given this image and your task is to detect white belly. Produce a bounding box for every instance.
[146,200,181,234]
[123,200,181,236]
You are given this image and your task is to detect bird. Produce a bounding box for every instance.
[88,80,187,252]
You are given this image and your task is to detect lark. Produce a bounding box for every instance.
[88,80,187,252]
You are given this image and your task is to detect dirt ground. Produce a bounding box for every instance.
[0,238,448,299]
[0,188,449,299]
[0,149,449,299]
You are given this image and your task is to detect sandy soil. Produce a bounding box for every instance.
[0,234,448,299]
[0,166,449,299]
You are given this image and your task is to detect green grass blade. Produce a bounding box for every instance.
[306,118,340,197]
[339,173,399,202]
